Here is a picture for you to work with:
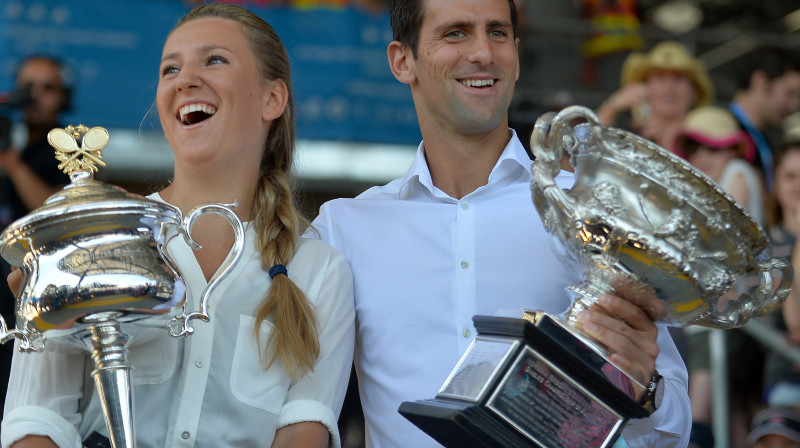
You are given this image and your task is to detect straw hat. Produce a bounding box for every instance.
[621,41,714,106]
[747,407,800,445]
[674,105,755,163]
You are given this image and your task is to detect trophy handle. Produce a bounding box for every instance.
[0,252,46,352]
[693,257,793,328]
[0,316,44,352]
[751,257,792,317]
[167,203,245,337]
[531,106,600,227]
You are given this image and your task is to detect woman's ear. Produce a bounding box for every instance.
[262,79,288,122]
[388,41,416,85]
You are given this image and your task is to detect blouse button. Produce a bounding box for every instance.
[182,431,190,440]
[460,260,469,269]
[462,328,472,338]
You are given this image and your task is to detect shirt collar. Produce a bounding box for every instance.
[397,129,533,200]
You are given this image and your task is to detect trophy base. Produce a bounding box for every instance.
[399,315,648,448]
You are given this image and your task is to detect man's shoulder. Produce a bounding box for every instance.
[322,177,405,210]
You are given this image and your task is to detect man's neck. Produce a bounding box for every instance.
[732,93,764,129]
[423,127,511,199]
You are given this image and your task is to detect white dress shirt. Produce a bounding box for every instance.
[2,195,356,448]
[310,131,690,448]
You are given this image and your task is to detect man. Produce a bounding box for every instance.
[0,55,72,419]
[730,45,800,191]
[747,407,800,448]
[310,0,690,446]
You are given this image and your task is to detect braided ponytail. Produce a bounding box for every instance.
[176,4,319,379]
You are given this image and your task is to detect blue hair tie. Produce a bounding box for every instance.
[269,264,287,279]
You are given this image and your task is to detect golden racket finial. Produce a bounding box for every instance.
[47,125,109,175]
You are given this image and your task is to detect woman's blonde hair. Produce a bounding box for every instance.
[174,3,318,379]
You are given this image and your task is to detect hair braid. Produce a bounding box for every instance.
[175,3,319,379]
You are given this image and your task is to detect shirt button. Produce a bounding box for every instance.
[182,431,190,440]
[460,260,469,269]
[462,328,472,338]
[461,201,470,210]
[195,359,204,368]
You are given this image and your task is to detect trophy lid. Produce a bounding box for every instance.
[0,125,180,266]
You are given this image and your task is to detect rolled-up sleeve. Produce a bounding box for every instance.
[277,247,355,448]
[2,340,87,448]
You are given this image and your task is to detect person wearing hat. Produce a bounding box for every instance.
[596,40,714,152]
[675,105,766,448]
[675,105,763,224]
[747,407,800,448]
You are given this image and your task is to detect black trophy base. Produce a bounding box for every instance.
[399,398,534,448]
[400,315,645,448]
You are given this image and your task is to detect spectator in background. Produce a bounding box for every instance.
[674,105,765,448]
[730,45,800,191]
[763,142,800,408]
[675,105,763,225]
[0,54,72,424]
[746,407,800,448]
[596,40,714,152]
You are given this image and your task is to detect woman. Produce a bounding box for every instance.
[762,142,800,408]
[596,41,714,152]
[1,4,355,448]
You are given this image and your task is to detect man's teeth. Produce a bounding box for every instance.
[179,104,217,123]
[461,79,495,87]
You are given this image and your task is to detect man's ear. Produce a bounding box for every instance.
[751,70,769,93]
[262,79,288,122]
[388,41,416,85]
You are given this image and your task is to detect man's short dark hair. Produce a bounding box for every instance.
[735,45,800,90]
[388,0,518,59]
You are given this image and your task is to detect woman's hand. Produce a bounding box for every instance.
[7,266,21,297]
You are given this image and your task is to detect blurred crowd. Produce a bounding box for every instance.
[596,40,800,448]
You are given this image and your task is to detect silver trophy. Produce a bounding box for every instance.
[0,125,245,448]
[400,106,792,447]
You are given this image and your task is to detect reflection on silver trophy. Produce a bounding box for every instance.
[0,125,245,448]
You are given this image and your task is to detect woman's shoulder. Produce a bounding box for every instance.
[293,237,350,271]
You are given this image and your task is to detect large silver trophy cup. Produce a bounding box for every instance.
[400,106,792,447]
[0,125,245,448]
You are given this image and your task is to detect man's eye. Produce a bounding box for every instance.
[446,30,465,38]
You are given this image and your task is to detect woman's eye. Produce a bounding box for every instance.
[207,55,228,65]
[161,65,179,77]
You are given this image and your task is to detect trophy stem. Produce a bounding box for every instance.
[89,320,135,448]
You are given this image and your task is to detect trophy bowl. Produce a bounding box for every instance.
[399,106,792,448]
[0,125,245,448]
[530,105,790,330]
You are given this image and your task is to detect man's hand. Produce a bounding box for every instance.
[575,294,660,393]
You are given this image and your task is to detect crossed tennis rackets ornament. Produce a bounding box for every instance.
[47,124,109,175]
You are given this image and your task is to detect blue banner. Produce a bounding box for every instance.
[0,0,420,145]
